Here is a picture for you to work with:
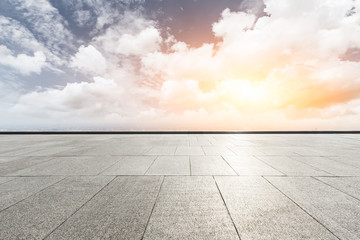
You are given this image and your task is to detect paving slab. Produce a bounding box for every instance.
[0,176,114,239]
[143,176,239,240]
[88,145,151,155]
[291,156,360,176]
[228,146,266,156]
[145,146,177,155]
[175,146,204,156]
[0,156,26,163]
[190,156,237,175]
[254,147,300,156]
[0,147,40,156]
[201,146,236,156]
[189,139,211,146]
[101,156,156,175]
[256,156,332,176]
[267,176,360,240]
[9,156,120,176]
[0,156,54,176]
[47,176,163,240]
[223,155,283,176]
[215,176,337,240]
[25,147,76,156]
[146,156,190,175]
[0,177,15,185]
[0,176,64,211]
[316,177,360,200]
[327,156,360,168]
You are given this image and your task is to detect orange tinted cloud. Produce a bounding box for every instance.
[7,0,360,130]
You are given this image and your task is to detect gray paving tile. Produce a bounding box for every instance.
[316,177,360,200]
[0,177,15,185]
[47,176,163,240]
[328,156,360,168]
[143,176,239,240]
[0,156,54,176]
[189,139,211,146]
[223,155,283,176]
[145,146,177,155]
[101,156,156,175]
[0,147,40,156]
[202,146,236,156]
[0,156,25,163]
[175,146,204,156]
[190,156,237,175]
[256,156,332,176]
[25,147,75,156]
[291,156,360,176]
[291,147,339,157]
[228,146,264,156]
[215,176,337,240]
[9,156,120,176]
[88,145,151,155]
[267,176,360,240]
[146,156,190,175]
[0,176,64,211]
[256,147,300,156]
[0,176,114,239]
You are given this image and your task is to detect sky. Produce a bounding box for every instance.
[0,0,360,130]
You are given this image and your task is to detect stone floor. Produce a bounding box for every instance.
[0,134,359,239]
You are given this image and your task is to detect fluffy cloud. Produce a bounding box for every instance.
[0,45,47,75]
[13,77,124,118]
[4,0,360,130]
[115,27,162,56]
[93,12,161,57]
[71,45,107,74]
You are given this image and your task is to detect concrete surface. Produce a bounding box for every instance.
[0,134,359,239]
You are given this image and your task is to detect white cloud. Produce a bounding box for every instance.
[0,16,63,66]
[10,0,76,58]
[13,77,124,118]
[0,45,47,75]
[71,45,107,74]
[212,9,256,37]
[115,27,162,56]
[5,0,360,130]
[94,12,162,58]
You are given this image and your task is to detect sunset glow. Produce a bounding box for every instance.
[1,0,360,130]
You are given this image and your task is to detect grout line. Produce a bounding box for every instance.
[0,176,66,213]
[200,146,206,155]
[43,175,117,239]
[220,156,239,176]
[144,156,159,175]
[213,176,241,240]
[312,176,360,202]
[189,156,192,176]
[252,155,288,176]
[287,156,336,176]
[262,176,341,240]
[141,176,165,239]
[0,177,17,186]
[287,156,335,176]
[97,155,125,175]
[226,146,238,156]
[174,146,178,155]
